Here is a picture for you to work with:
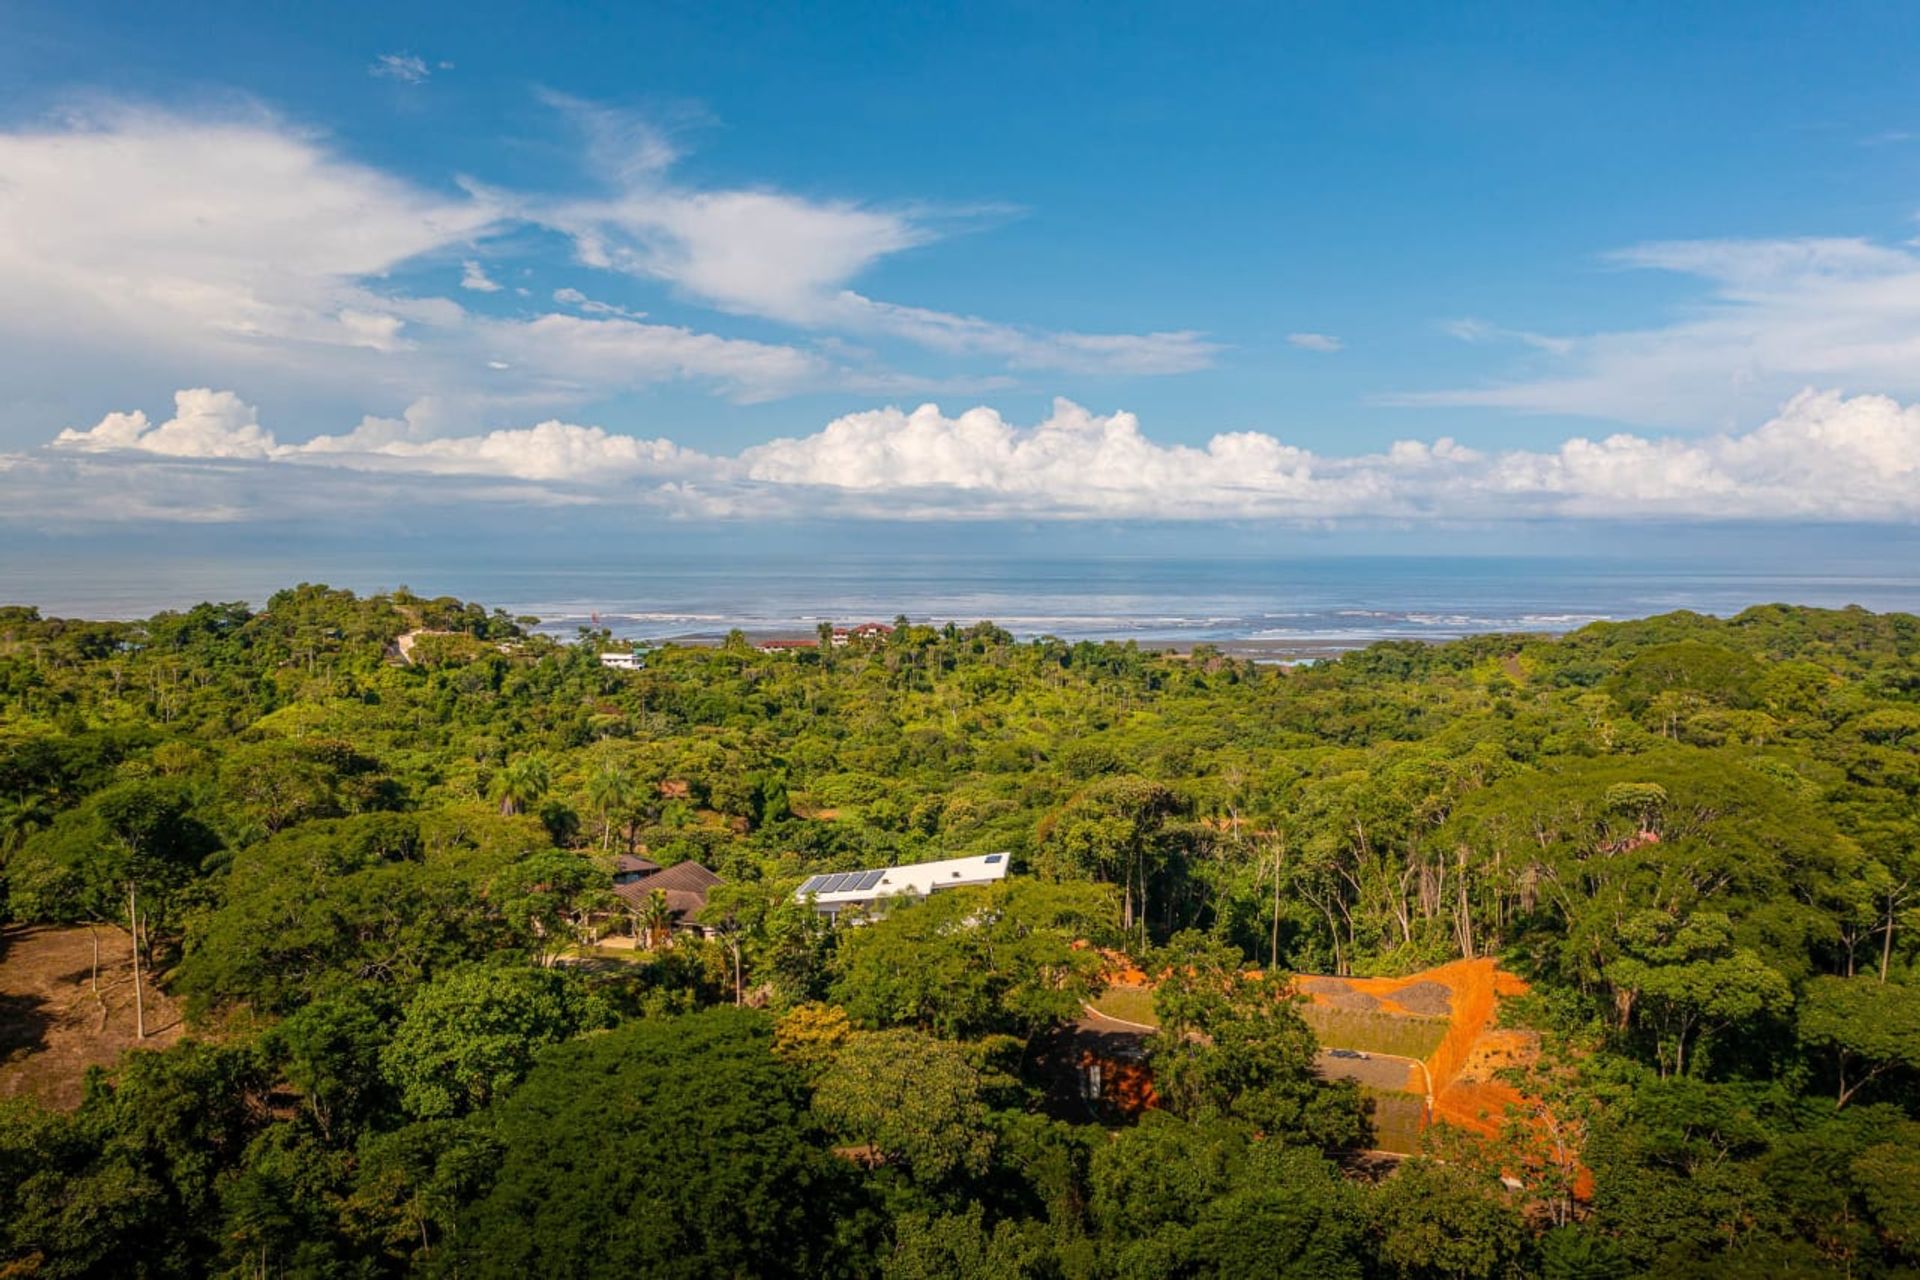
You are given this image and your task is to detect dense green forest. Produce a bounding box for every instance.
[2,585,1918,1278]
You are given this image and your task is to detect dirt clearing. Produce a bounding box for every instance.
[1315,1049,1420,1092]
[0,924,184,1109]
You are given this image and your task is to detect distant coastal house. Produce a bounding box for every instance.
[794,852,1010,921]
[612,859,725,940]
[755,622,896,654]
[599,651,644,670]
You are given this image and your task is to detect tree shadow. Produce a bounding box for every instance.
[0,990,54,1063]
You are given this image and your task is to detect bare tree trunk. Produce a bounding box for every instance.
[1135,847,1150,944]
[1882,884,1907,982]
[1270,849,1283,970]
[87,923,108,1030]
[128,882,146,1040]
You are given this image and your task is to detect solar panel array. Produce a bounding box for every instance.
[797,867,888,896]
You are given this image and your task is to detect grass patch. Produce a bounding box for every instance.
[1088,986,1158,1026]
[1363,1088,1429,1155]
[1300,1005,1448,1060]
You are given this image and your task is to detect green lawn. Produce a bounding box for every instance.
[1087,986,1159,1026]
[1363,1089,1429,1155]
[1298,1006,1448,1060]
[1088,989,1450,1065]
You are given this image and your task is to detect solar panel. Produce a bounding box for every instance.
[984,854,1005,864]
[855,869,885,890]
[798,875,826,894]
[824,872,857,893]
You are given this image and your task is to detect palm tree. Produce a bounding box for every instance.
[639,888,674,950]
[495,754,552,817]
[0,791,51,854]
[586,763,635,850]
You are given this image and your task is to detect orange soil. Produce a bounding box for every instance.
[1093,951,1543,1138]
[1086,950,1586,1192]
[1302,958,1537,1141]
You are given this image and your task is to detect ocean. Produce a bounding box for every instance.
[6,550,1920,657]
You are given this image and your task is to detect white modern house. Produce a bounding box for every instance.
[599,651,644,670]
[794,852,1011,919]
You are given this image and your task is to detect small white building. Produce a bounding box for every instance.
[794,852,1011,919]
[599,651,644,670]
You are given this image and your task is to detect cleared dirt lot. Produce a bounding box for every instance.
[0,924,183,1109]
[1314,1049,1420,1092]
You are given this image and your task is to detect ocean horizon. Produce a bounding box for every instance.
[7,550,1920,656]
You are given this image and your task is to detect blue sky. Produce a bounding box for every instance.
[3,1,1920,530]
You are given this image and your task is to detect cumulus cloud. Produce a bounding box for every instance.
[30,386,1920,524]
[1286,332,1343,353]
[47,389,714,485]
[53,389,280,459]
[1400,235,1920,426]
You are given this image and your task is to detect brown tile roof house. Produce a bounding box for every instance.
[612,854,662,883]
[610,859,724,926]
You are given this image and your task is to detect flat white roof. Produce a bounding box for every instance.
[795,852,1010,909]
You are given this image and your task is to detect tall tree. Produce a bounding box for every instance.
[1797,975,1920,1108]
[380,964,612,1119]
[7,779,216,1037]
[449,1009,877,1277]
[493,754,551,818]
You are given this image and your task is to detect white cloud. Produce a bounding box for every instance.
[53,388,279,459]
[460,260,502,292]
[0,106,850,417]
[552,286,644,319]
[371,54,432,84]
[1286,332,1343,353]
[556,188,927,324]
[535,98,1217,376]
[32,386,1920,524]
[1400,235,1920,426]
[827,297,1217,375]
[1439,318,1572,355]
[298,416,710,482]
[477,313,825,402]
[0,106,495,362]
[0,101,1212,443]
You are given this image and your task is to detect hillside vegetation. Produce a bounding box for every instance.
[1,587,1918,1277]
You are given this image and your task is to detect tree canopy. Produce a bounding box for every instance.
[1,588,1919,1276]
